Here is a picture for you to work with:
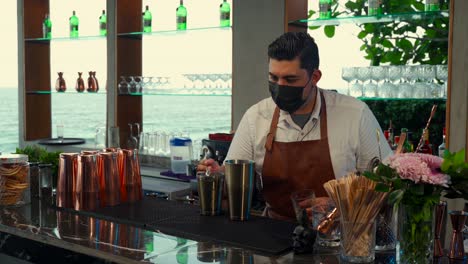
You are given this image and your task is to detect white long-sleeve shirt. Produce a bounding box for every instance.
[225,89,393,179]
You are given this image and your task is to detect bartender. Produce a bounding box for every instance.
[198,32,392,221]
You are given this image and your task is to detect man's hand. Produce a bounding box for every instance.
[196,158,224,173]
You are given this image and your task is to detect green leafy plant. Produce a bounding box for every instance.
[440,149,468,199]
[309,0,449,66]
[15,145,61,178]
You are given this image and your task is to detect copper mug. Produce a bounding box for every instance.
[75,154,100,211]
[57,153,78,208]
[98,152,120,207]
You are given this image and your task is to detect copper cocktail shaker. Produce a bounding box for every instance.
[434,201,447,257]
[75,154,99,211]
[448,210,468,259]
[98,152,120,207]
[57,153,78,208]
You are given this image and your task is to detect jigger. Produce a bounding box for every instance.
[448,210,468,259]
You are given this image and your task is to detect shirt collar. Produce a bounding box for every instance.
[278,88,322,125]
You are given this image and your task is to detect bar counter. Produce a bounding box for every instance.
[0,198,455,264]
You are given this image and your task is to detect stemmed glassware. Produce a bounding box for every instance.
[436,65,448,98]
[341,67,355,96]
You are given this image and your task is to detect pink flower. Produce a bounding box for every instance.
[388,153,450,187]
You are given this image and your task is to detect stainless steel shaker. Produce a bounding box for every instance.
[197,171,224,216]
[224,159,255,221]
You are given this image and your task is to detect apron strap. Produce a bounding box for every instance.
[265,107,280,152]
[319,92,328,138]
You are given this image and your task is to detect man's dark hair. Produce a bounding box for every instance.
[268,32,320,75]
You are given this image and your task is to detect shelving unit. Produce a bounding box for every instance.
[289,10,449,27]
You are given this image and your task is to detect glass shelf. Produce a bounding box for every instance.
[289,10,449,27]
[25,35,105,42]
[117,26,231,38]
[121,91,231,97]
[358,97,446,101]
[26,91,106,95]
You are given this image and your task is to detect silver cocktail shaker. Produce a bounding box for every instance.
[224,159,255,221]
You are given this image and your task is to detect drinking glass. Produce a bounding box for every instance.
[312,198,340,248]
[371,66,387,98]
[436,64,448,98]
[118,76,129,94]
[341,67,355,96]
[56,124,64,140]
[386,66,401,98]
[356,67,371,97]
[290,189,315,226]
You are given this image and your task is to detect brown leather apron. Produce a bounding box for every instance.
[261,92,335,221]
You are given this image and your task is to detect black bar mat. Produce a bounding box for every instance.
[64,198,295,255]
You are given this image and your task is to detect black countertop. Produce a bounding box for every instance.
[0,198,458,264]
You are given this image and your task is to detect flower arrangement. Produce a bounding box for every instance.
[364,149,468,264]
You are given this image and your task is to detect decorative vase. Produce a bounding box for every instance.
[55,72,66,92]
[87,71,98,92]
[75,72,85,92]
[397,203,435,264]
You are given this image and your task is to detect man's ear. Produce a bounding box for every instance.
[312,69,322,85]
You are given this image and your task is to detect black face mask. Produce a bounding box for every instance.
[269,78,311,113]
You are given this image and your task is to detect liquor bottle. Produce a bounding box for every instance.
[388,120,394,146]
[425,0,440,11]
[99,10,107,36]
[69,10,79,38]
[319,0,332,19]
[438,128,446,157]
[392,135,400,151]
[419,129,433,154]
[384,130,390,143]
[176,0,187,30]
[401,128,412,153]
[368,0,383,16]
[219,0,231,27]
[142,5,152,33]
[42,14,52,39]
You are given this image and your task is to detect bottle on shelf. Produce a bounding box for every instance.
[318,0,332,19]
[142,5,152,33]
[42,14,52,39]
[176,0,187,30]
[99,10,107,36]
[384,130,390,144]
[219,0,231,27]
[69,10,79,38]
[425,0,440,11]
[392,135,400,151]
[56,72,66,92]
[401,128,413,153]
[419,128,433,154]
[368,0,383,16]
[388,120,394,146]
[75,72,85,92]
[438,127,446,157]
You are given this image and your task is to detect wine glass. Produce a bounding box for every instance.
[341,67,355,96]
[118,76,129,94]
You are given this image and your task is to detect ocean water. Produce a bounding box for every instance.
[0,88,231,153]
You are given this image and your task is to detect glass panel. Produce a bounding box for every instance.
[50,0,107,143]
[0,2,18,154]
[142,0,233,147]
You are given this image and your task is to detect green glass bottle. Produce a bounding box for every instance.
[368,0,383,16]
[220,0,231,27]
[99,10,107,36]
[319,0,332,19]
[401,128,413,153]
[69,10,79,38]
[42,14,52,39]
[143,5,152,33]
[425,0,440,11]
[176,0,187,30]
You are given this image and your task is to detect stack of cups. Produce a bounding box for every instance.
[56,148,143,211]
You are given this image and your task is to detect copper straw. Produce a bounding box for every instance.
[434,201,447,257]
[75,154,100,211]
[415,104,437,153]
[57,153,78,208]
[98,152,120,207]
